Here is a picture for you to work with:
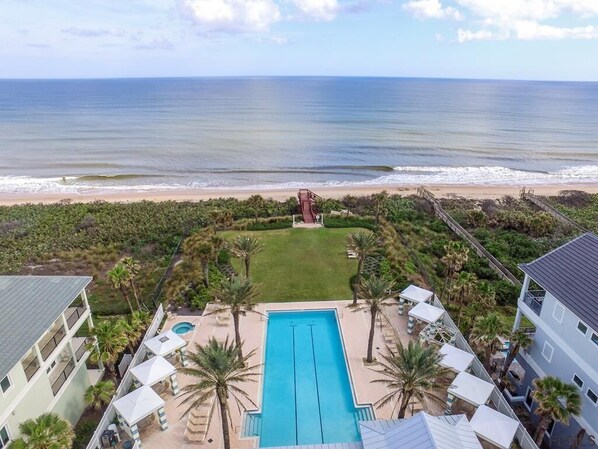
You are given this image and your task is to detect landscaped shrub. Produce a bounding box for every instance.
[73,418,99,449]
[324,216,376,230]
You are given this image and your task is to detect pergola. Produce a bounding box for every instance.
[114,386,168,447]
[419,322,457,345]
[131,356,179,395]
[439,344,476,373]
[398,285,434,315]
[470,405,519,449]
[446,371,494,413]
[144,330,188,366]
[407,302,444,335]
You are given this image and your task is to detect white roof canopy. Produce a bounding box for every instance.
[131,356,176,387]
[439,344,476,373]
[449,371,494,406]
[408,302,445,323]
[114,386,165,426]
[470,405,519,449]
[144,330,186,357]
[400,285,433,304]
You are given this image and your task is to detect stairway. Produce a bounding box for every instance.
[298,189,320,224]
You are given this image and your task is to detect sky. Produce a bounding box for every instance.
[1,0,598,80]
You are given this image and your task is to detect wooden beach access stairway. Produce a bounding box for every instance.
[298,189,320,224]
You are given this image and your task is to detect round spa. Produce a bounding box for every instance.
[172,321,195,335]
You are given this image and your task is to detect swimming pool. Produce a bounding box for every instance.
[244,310,373,447]
[171,321,194,335]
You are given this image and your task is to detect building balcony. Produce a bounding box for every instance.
[73,336,91,362]
[21,352,40,381]
[40,324,66,361]
[50,358,76,396]
[65,305,87,329]
[521,290,545,316]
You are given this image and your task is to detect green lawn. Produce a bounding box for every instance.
[220,228,362,302]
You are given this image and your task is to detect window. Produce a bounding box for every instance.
[573,375,584,389]
[525,387,534,410]
[0,376,10,394]
[592,333,598,347]
[546,420,556,436]
[542,341,554,363]
[577,321,588,335]
[552,302,565,323]
[587,389,598,405]
[46,360,56,374]
[0,425,10,449]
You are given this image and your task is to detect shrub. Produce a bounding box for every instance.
[324,216,376,230]
[73,418,99,449]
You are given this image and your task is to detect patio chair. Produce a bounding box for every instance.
[216,312,231,326]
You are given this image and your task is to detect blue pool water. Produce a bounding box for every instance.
[172,322,194,334]
[245,310,372,447]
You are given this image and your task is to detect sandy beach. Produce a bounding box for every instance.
[1,183,597,205]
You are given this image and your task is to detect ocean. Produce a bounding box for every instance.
[0,77,597,194]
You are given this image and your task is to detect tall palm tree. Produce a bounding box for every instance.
[357,276,395,363]
[8,413,75,449]
[178,339,260,449]
[532,377,581,446]
[498,330,532,390]
[372,341,450,419]
[371,190,389,224]
[213,276,259,359]
[120,257,142,310]
[441,242,469,304]
[347,231,379,305]
[84,380,116,410]
[107,263,134,313]
[469,312,508,366]
[230,235,263,278]
[88,321,128,374]
[451,271,478,327]
[117,318,143,353]
[184,232,217,287]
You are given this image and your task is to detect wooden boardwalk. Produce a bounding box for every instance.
[298,189,320,224]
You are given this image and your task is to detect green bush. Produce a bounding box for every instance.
[73,418,99,449]
[324,216,376,230]
[217,249,231,265]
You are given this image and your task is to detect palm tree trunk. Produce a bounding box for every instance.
[129,281,141,310]
[397,392,412,419]
[570,428,586,449]
[120,287,134,313]
[218,392,231,449]
[352,259,363,305]
[203,261,210,287]
[534,416,550,446]
[366,310,376,363]
[499,345,519,381]
[244,257,250,278]
[232,311,243,360]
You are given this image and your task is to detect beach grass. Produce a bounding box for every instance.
[220,227,362,302]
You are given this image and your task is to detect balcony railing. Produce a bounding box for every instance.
[22,357,40,381]
[51,359,76,396]
[40,326,66,360]
[75,339,90,362]
[522,290,545,316]
[66,306,86,329]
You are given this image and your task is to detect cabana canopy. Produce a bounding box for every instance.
[114,386,165,426]
[448,371,494,406]
[400,285,433,304]
[470,405,519,449]
[144,330,186,357]
[408,302,444,324]
[439,344,476,373]
[131,356,176,387]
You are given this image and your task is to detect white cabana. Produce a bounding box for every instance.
[470,405,519,449]
[407,302,444,335]
[447,371,494,412]
[398,285,434,315]
[114,386,168,447]
[439,344,476,373]
[131,356,179,395]
[144,330,188,366]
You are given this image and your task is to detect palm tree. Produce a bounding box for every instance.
[88,321,128,374]
[532,377,581,446]
[178,338,260,449]
[371,190,389,224]
[84,380,116,410]
[451,271,478,327]
[230,235,263,277]
[498,330,532,390]
[213,276,259,359]
[347,231,379,305]
[184,232,217,287]
[120,257,142,310]
[118,318,143,353]
[107,263,134,313]
[357,276,395,363]
[8,413,74,449]
[469,312,508,366]
[372,341,450,419]
[440,242,469,304]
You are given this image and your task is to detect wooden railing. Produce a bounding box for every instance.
[520,188,589,233]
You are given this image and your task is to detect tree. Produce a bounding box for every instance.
[469,312,508,367]
[230,235,263,278]
[178,339,260,449]
[183,231,217,287]
[212,276,259,360]
[356,276,395,363]
[84,380,116,410]
[8,413,75,449]
[117,318,143,353]
[88,321,128,374]
[532,377,581,446]
[246,194,266,222]
[120,257,142,310]
[107,263,134,313]
[498,330,532,391]
[451,271,478,327]
[347,231,379,305]
[372,341,450,419]
[371,191,389,224]
[440,242,469,304]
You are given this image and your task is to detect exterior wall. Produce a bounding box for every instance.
[51,363,92,425]
[0,364,28,417]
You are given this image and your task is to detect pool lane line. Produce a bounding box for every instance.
[308,324,325,444]
[291,324,299,446]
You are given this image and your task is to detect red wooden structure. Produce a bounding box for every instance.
[297,189,321,224]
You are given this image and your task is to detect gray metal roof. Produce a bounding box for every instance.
[0,276,92,380]
[519,233,598,331]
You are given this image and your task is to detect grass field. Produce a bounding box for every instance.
[220,228,362,302]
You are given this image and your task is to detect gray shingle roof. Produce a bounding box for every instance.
[519,233,598,331]
[0,276,92,380]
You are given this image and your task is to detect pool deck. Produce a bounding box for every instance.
[139,300,441,449]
